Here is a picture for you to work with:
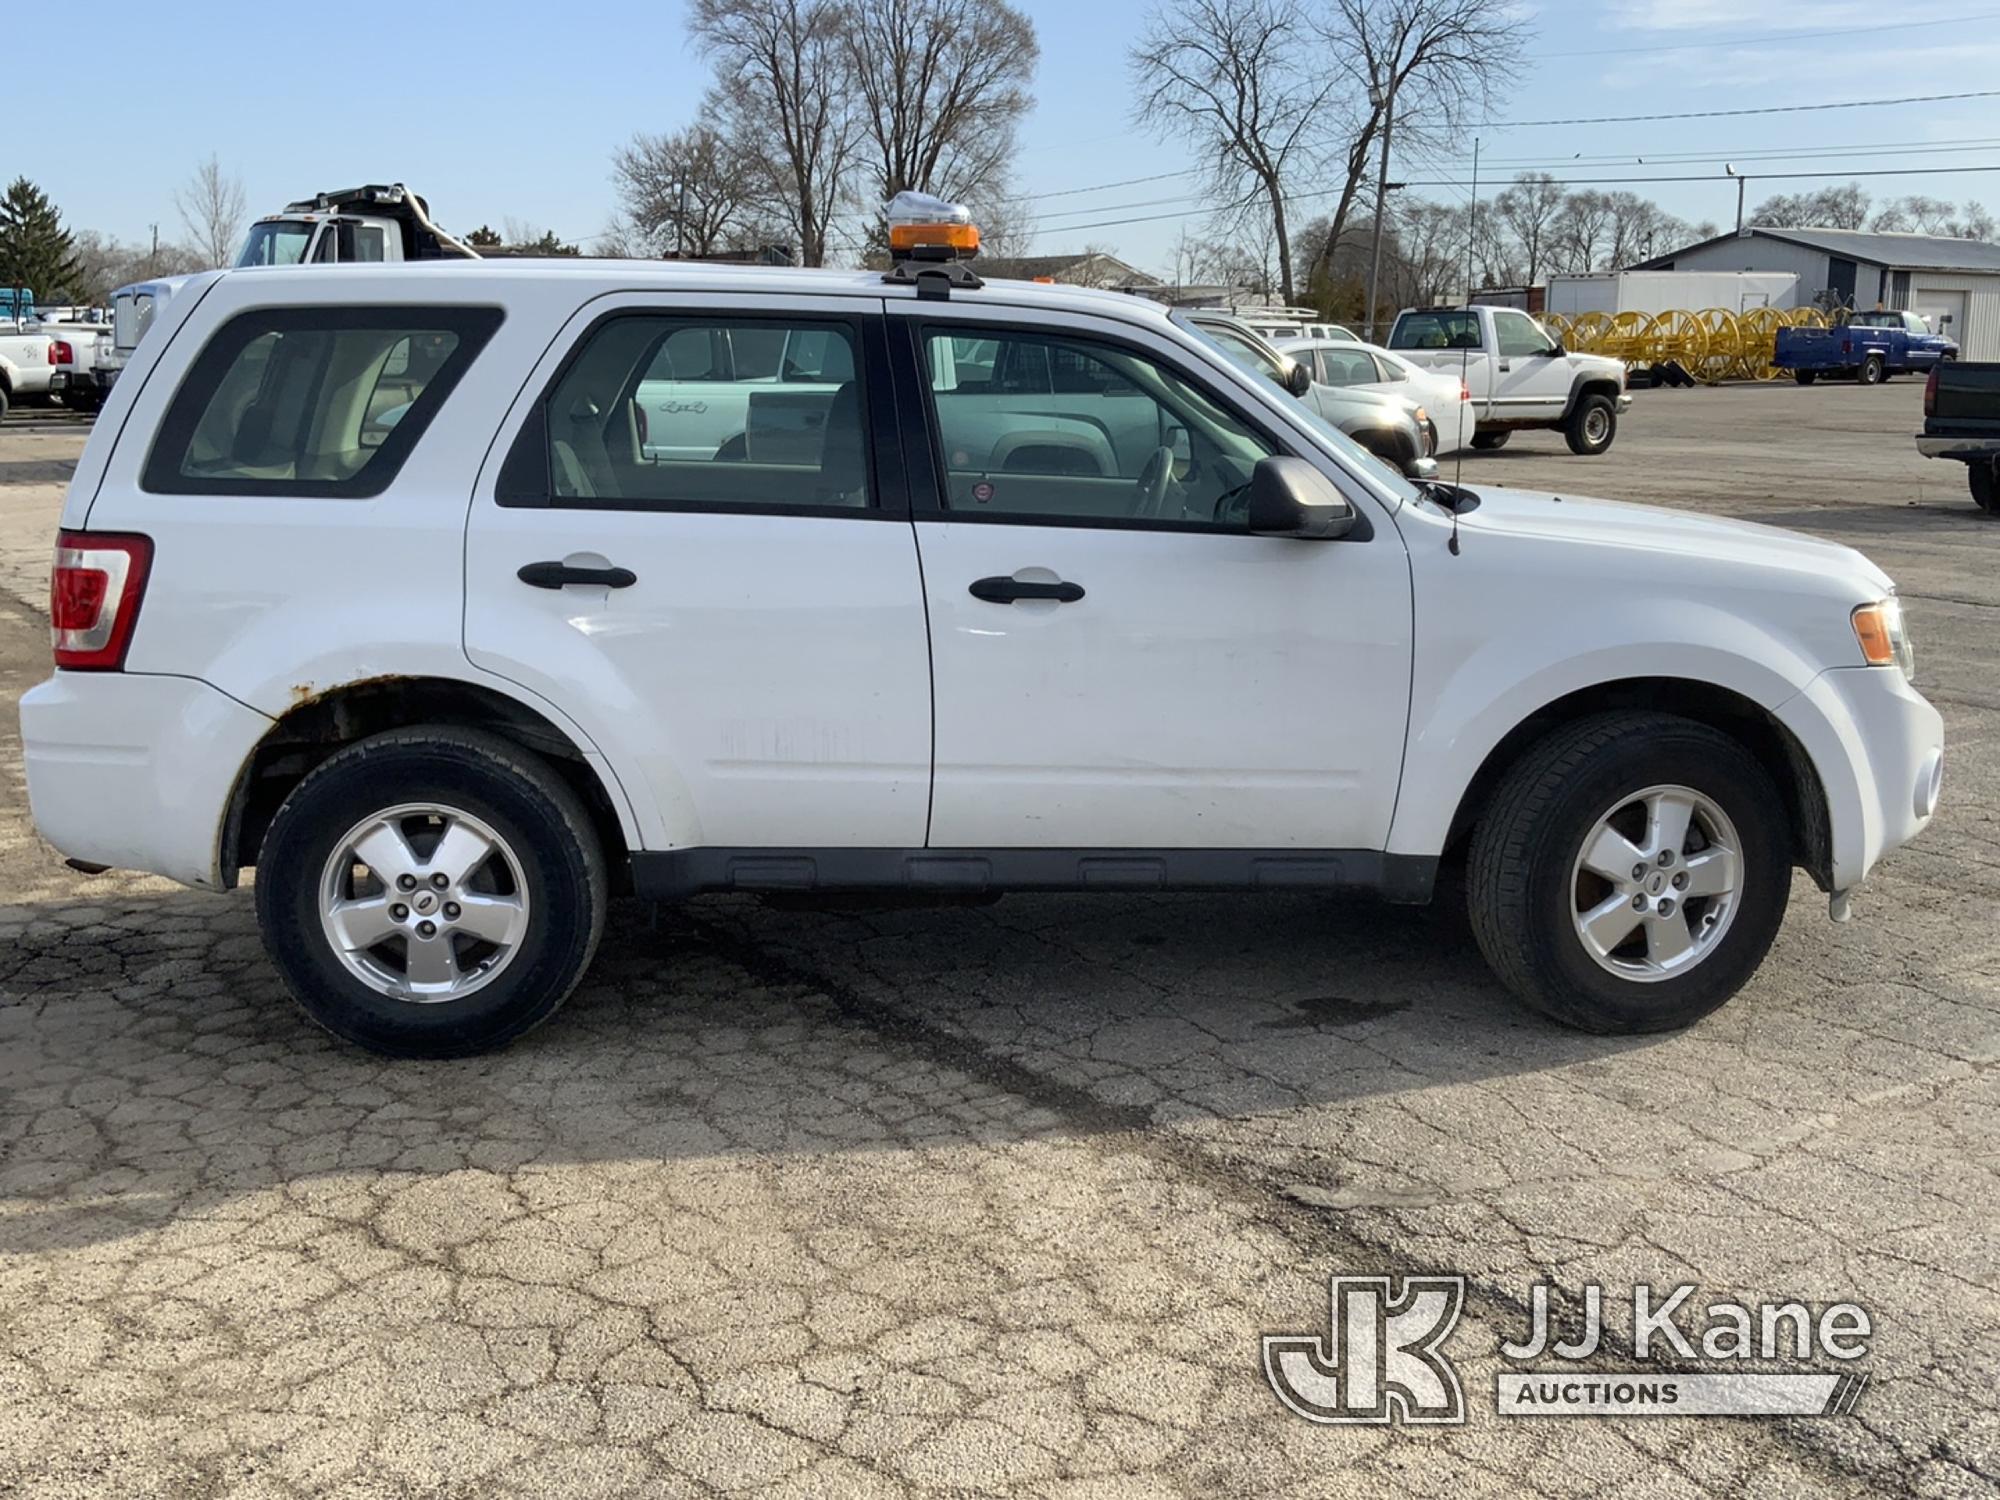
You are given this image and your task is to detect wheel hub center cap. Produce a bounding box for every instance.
[414,892,439,914]
[1646,874,1665,895]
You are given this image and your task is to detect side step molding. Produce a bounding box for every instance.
[630,848,1438,905]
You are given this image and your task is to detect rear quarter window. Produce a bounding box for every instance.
[141,305,502,498]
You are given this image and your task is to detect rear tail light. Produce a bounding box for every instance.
[1458,380,1470,402]
[50,339,73,366]
[634,401,648,446]
[51,531,152,670]
[1924,366,1939,417]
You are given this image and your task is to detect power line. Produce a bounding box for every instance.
[1018,133,2000,224]
[1025,161,2000,242]
[1536,10,2000,59]
[1029,141,2000,223]
[1450,133,2000,167]
[1021,168,1194,203]
[1479,88,2000,129]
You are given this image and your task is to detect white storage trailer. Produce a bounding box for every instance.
[1545,271,1799,316]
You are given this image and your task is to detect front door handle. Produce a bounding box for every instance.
[968,576,1084,604]
[518,561,637,590]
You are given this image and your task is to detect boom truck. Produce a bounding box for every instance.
[95,185,479,398]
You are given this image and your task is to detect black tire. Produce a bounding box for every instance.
[1857,355,1884,386]
[255,726,608,1057]
[1470,430,1511,451]
[1793,369,1817,386]
[1564,393,1617,455]
[1969,459,2000,514]
[0,385,9,422]
[1466,712,1791,1034]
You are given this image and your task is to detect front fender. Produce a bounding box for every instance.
[1386,607,1825,861]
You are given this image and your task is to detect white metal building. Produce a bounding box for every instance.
[1635,227,2000,358]
[1544,270,1800,316]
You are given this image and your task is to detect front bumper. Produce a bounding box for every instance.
[1777,664,1943,892]
[21,672,273,889]
[1614,393,1633,413]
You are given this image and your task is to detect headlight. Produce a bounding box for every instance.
[1851,597,1915,679]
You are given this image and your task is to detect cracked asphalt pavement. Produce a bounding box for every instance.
[0,385,1995,1498]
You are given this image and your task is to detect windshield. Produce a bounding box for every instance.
[1182,317,1418,504]
[236,220,314,268]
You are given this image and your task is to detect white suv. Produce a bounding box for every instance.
[22,261,1943,1056]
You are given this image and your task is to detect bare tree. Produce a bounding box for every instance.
[1957,200,1998,241]
[613,124,765,257]
[973,188,1038,259]
[843,0,1038,214]
[1132,0,1331,306]
[1750,183,1870,231]
[175,154,248,269]
[692,0,857,266]
[68,229,200,303]
[1493,172,1562,285]
[1299,0,1525,294]
[1548,190,1616,273]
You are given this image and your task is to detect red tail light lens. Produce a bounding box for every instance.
[51,531,152,670]
[634,401,649,446]
[50,339,73,365]
[1458,380,1471,402]
[1924,366,1939,417]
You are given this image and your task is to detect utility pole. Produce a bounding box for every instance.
[1365,77,1396,340]
[148,223,159,274]
[1726,165,1746,235]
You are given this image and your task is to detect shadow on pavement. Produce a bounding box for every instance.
[0,881,1658,1254]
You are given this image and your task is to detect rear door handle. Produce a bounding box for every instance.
[968,576,1084,604]
[517,561,637,589]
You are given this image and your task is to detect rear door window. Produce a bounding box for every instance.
[499,314,874,513]
[142,306,502,497]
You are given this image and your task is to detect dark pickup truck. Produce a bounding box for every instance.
[1918,362,2000,512]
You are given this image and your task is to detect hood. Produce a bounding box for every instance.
[1457,485,1891,591]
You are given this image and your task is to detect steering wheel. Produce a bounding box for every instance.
[1132,445,1180,520]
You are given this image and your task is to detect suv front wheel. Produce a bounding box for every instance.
[1467,712,1790,1033]
[256,726,608,1057]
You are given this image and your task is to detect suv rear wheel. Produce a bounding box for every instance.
[1467,712,1790,1033]
[1564,394,1617,455]
[255,726,607,1057]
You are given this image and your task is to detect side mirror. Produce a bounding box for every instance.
[1283,359,1314,398]
[1248,456,1357,539]
[1540,342,1565,356]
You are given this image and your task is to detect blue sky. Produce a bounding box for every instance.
[16,0,2000,274]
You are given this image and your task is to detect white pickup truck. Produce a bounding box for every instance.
[0,323,56,419]
[43,317,115,413]
[1388,304,1631,455]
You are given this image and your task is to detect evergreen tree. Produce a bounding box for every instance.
[0,178,83,303]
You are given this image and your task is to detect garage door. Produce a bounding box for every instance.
[1912,289,1967,344]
